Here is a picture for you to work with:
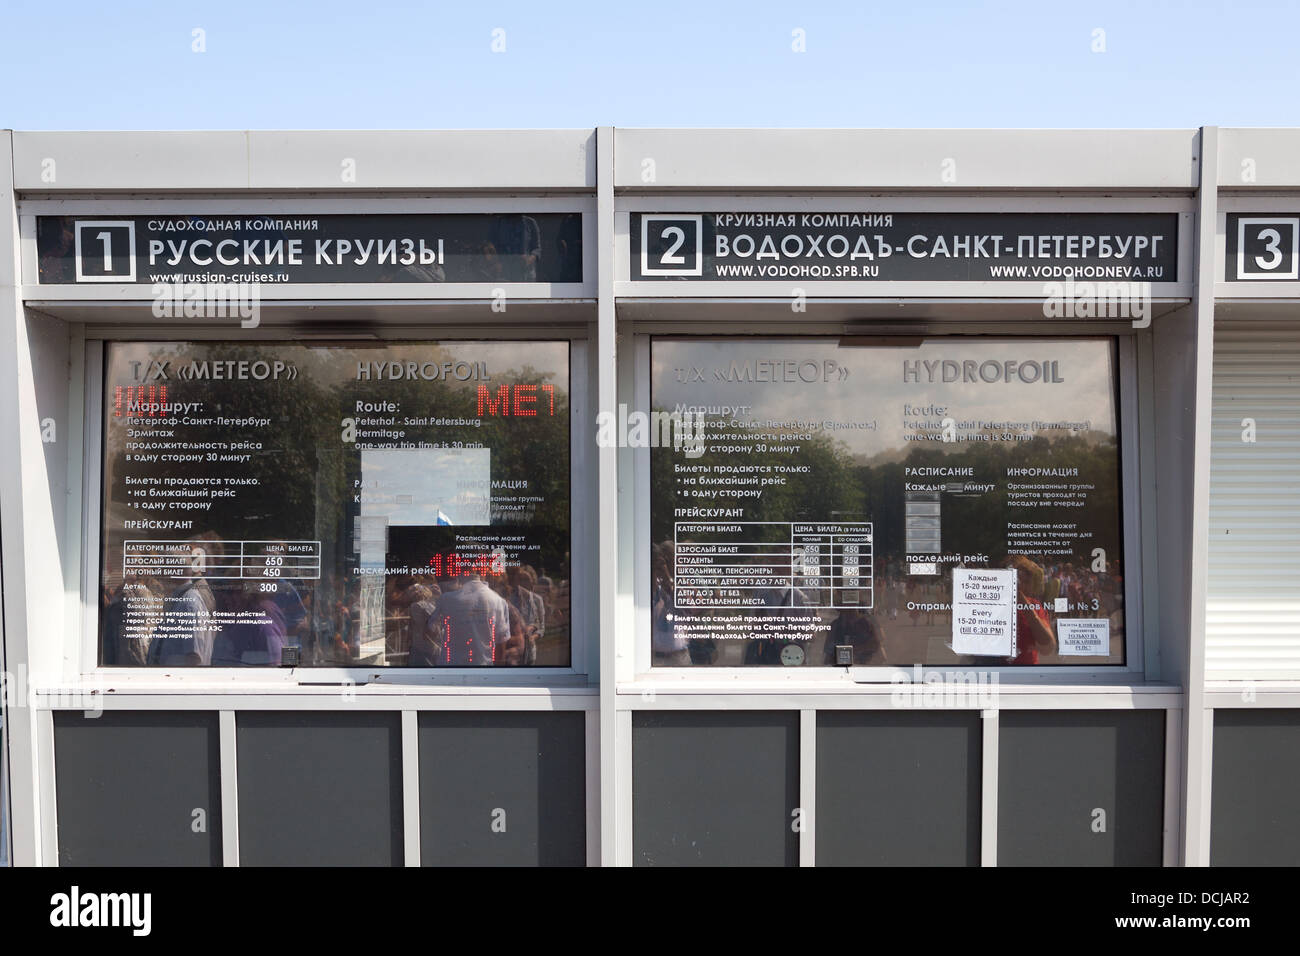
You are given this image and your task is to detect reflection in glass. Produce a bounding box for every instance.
[651,337,1125,667]
[100,341,571,668]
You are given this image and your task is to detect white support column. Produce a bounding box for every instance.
[0,130,41,866]
[36,708,57,865]
[585,707,600,867]
[401,710,420,867]
[799,709,816,866]
[1163,707,1184,866]
[1183,126,1219,867]
[595,125,620,867]
[219,711,239,867]
[981,708,999,867]
[614,708,633,865]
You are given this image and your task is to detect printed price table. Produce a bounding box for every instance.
[123,540,322,580]
[672,521,872,609]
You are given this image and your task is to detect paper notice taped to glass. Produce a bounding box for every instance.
[951,567,1017,657]
[1057,618,1110,656]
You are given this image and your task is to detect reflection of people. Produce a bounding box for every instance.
[651,549,689,665]
[488,215,542,281]
[101,546,163,666]
[37,218,75,282]
[424,568,515,666]
[403,583,439,665]
[824,609,887,665]
[265,543,308,643]
[555,213,582,281]
[212,582,286,666]
[503,566,545,665]
[146,571,216,667]
[745,556,817,665]
[1007,555,1055,665]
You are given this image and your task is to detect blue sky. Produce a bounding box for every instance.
[1,0,1295,129]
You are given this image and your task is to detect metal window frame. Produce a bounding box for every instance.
[627,326,1148,687]
[75,331,594,688]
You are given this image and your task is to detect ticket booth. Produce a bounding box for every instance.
[606,129,1201,866]
[2,127,1287,866]
[1203,128,1300,866]
[0,130,600,865]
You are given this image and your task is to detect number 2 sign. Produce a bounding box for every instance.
[640,215,702,276]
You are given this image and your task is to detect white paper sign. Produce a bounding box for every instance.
[1057,618,1110,656]
[951,568,1018,657]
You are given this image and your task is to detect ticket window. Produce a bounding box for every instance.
[93,338,579,673]
[643,335,1135,673]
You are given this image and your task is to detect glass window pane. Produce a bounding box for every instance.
[650,337,1125,668]
[100,341,571,668]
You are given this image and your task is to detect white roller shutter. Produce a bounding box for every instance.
[1206,319,1300,679]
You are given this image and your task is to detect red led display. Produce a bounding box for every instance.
[475,383,555,417]
[114,384,170,417]
[426,552,507,577]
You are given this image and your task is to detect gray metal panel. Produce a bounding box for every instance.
[0,128,40,865]
[247,131,595,190]
[632,711,798,866]
[998,711,1164,866]
[1218,129,1300,187]
[1211,709,1300,865]
[614,129,1198,189]
[12,132,250,190]
[1151,306,1200,688]
[237,712,402,866]
[418,712,586,866]
[54,711,221,866]
[12,130,596,191]
[816,711,981,866]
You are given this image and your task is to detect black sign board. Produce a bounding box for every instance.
[631,212,1178,282]
[1226,214,1300,281]
[37,213,583,285]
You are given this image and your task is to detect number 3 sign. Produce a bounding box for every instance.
[1233,216,1299,280]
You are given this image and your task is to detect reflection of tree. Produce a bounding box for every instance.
[874,433,1122,566]
[105,343,334,543]
[339,354,571,577]
[651,415,864,542]
[103,342,573,669]
[651,413,1122,570]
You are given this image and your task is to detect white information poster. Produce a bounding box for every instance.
[1057,618,1110,656]
[951,568,1018,657]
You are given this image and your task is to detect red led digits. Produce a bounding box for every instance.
[427,552,500,577]
[477,384,509,416]
[436,603,502,665]
[116,384,173,418]
[475,383,555,417]
[513,384,536,417]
